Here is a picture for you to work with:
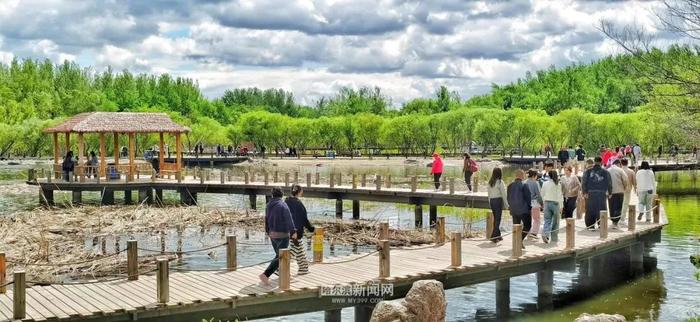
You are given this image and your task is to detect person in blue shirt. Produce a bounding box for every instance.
[260,187,296,286]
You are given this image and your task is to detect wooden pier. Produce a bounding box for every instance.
[503,155,699,171]
[0,206,667,322]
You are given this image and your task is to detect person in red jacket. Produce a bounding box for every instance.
[431,152,443,191]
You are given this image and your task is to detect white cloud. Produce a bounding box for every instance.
[95,45,149,71]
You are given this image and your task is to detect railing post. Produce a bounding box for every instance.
[436,217,446,244]
[294,171,299,184]
[244,172,249,184]
[599,211,608,239]
[199,169,204,184]
[250,171,256,183]
[329,173,335,188]
[565,218,575,249]
[375,175,382,191]
[315,172,320,185]
[205,169,211,181]
[264,172,269,185]
[486,212,494,239]
[313,228,324,263]
[385,175,391,188]
[157,258,169,304]
[449,178,455,194]
[0,252,5,294]
[440,176,447,191]
[127,240,138,280]
[227,169,233,182]
[227,235,237,271]
[284,173,290,187]
[411,176,417,192]
[361,174,367,187]
[379,222,389,240]
[512,224,523,258]
[473,175,479,193]
[306,173,312,188]
[279,249,290,290]
[379,240,390,278]
[337,173,342,186]
[653,198,661,223]
[352,174,358,189]
[13,271,25,320]
[451,232,462,267]
[274,171,279,183]
[628,205,636,231]
[220,171,225,184]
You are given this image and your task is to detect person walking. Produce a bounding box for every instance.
[657,145,663,158]
[260,187,296,286]
[526,169,543,240]
[632,143,642,165]
[285,184,315,275]
[608,159,629,229]
[575,144,586,174]
[621,158,636,223]
[636,161,656,222]
[557,146,569,167]
[462,153,478,192]
[507,169,532,246]
[431,152,444,191]
[62,151,75,182]
[541,170,564,243]
[562,165,581,219]
[87,151,98,178]
[567,146,575,164]
[581,157,612,230]
[487,167,509,243]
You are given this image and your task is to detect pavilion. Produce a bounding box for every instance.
[43,112,189,181]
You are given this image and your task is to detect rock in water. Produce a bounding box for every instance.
[691,254,700,268]
[370,279,446,322]
[574,313,626,322]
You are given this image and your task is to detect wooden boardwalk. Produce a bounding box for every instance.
[503,155,699,171]
[0,209,667,322]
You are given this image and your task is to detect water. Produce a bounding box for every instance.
[1,160,699,321]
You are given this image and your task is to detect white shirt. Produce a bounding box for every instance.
[636,169,656,194]
[541,180,564,205]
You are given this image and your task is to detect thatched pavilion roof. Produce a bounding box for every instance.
[43,112,190,134]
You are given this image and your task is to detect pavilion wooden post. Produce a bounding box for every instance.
[53,133,59,179]
[175,133,182,176]
[78,133,85,182]
[113,132,120,173]
[158,132,165,177]
[128,133,135,182]
[99,133,106,178]
[64,132,71,156]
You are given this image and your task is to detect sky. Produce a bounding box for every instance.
[0,0,682,106]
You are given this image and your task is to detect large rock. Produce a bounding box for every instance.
[370,280,446,322]
[574,313,626,322]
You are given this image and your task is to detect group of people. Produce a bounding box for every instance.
[485,155,656,247]
[429,152,479,192]
[61,150,100,181]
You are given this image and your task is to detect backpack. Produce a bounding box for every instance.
[468,159,479,173]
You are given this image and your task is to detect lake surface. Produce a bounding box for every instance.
[1,160,699,321]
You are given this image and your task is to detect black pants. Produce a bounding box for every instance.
[510,211,532,241]
[263,237,289,277]
[489,198,503,241]
[433,173,442,189]
[563,196,577,218]
[610,193,624,224]
[585,191,606,228]
[464,171,473,191]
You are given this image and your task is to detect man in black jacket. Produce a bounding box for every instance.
[285,184,315,275]
[581,156,612,230]
[507,169,532,246]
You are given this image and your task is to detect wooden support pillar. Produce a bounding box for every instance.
[13,271,25,320]
[512,224,523,258]
[101,190,114,206]
[53,132,59,179]
[249,194,257,210]
[227,235,237,271]
[473,175,479,193]
[157,259,169,304]
[429,205,437,228]
[113,132,119,169]
[361,174,367,187]
[411,176,417,192]
[435,217,446,244]
[335,199,343,219]
[244,172,249,184]
[284,173,290,187]
[72,191,82,205]
[653,198,660,223]
[379,240,390,278]
[315,172,320,185]
[180,189,197,206]
[154,189,163,206]
[449,178,455,194]
[565,218,575,249]
[128,133,135,182]
[379,222,389,240]
[414,205,423,229]
[64,132,71,157]
[451,232,462,267]
[329,173,335,188]
[313,228,324,263]
[0,252,5,294]
[352,200,360,220]
[40,188,54,207]
[124,190,133,205]
[629,242,644,276]
[78,132,85,182]
[158,132,165,176]
[127,240,138,280]
[354,305,374,322]
[599,211,608,239]
[294,171,299,184]
[628,205,636,231]
[495,278,510,320]
[385,175,391,188]
[324,309,341,322]
[486,212,494,239]
[279,249,290,290]
[175,133,182,176]
[352,174,357,189]
[537,269,554,311]
[375,175,382,191]
[265,195,271,205]
[306,173,312,187]
[99,133,106,178]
